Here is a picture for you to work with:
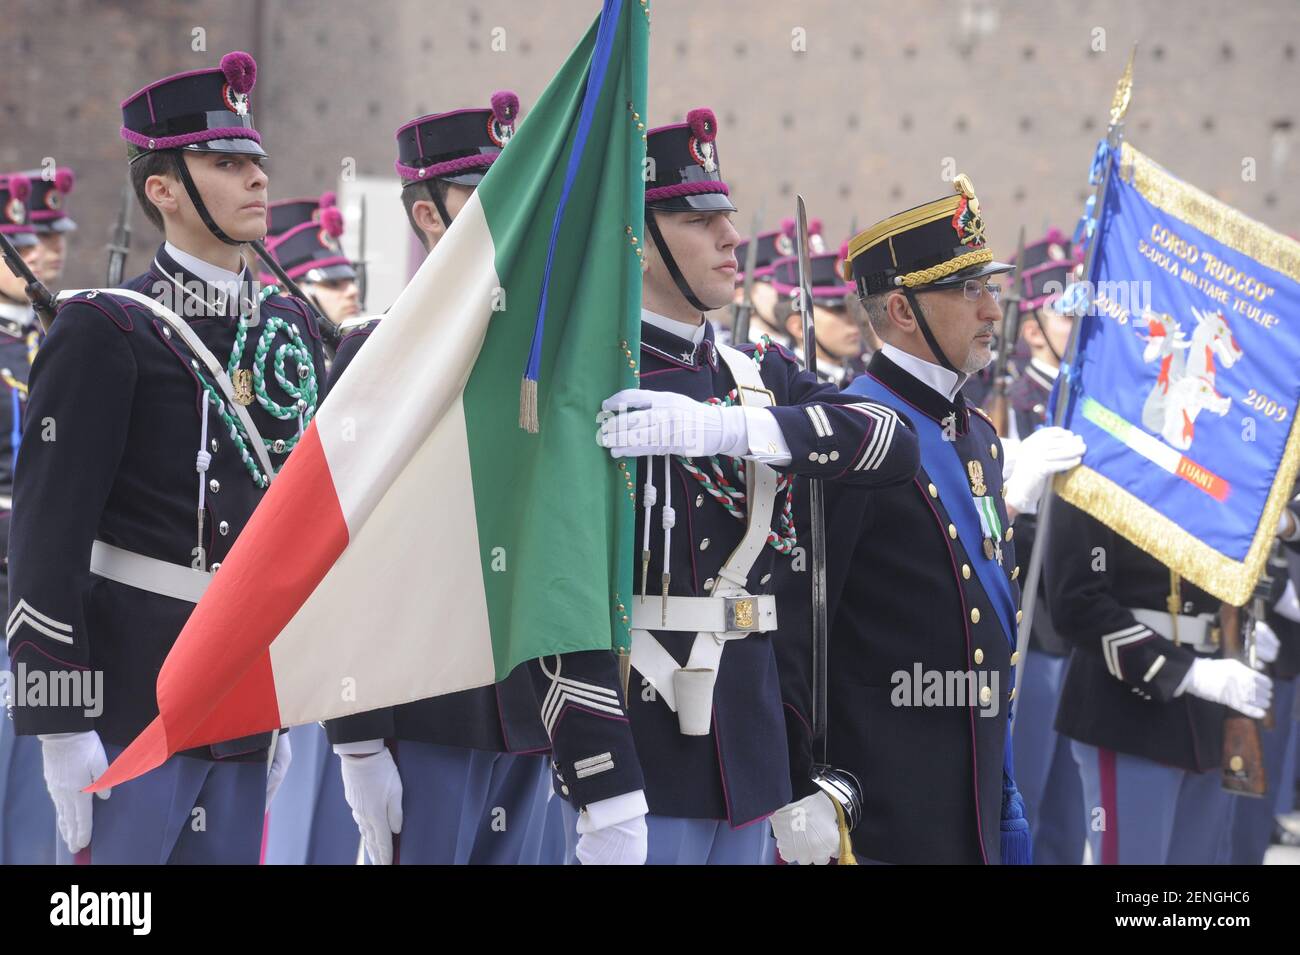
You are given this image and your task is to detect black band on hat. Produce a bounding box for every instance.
[645,210,708,314]
[174,151,240,247]
[903,287,960,375]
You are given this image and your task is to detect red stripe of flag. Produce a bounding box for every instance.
[89,423,349,792]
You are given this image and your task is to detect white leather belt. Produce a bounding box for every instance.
[0,495,11,511]
[630,594,778,635]
[630,341,781,725]
[90,540,212,604]
[1131,608,1218,653]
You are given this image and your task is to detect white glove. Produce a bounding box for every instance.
[39,730,111,854]
[265,733,293,808]
[1003,426,1086,515]
[339,747,403,865]
[1180,658,1273,719]
[575,814,648,865]
[769,791,841,866]
[1252,620,1280,668]
[597,388,747,459]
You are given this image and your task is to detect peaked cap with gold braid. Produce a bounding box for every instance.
[843,174,1013,296]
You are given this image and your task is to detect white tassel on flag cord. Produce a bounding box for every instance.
[195,398,211,571]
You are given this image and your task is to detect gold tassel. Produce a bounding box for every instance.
[518,377,539,433]
[833,799,857,865]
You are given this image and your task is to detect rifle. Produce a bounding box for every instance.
[988,227,1025,436]
[355,193,368,310]
[106,179,133,286]
[1219,600,1267,797]
[249,240,342,352]
[0,231,58,332]
[730,204,763,346]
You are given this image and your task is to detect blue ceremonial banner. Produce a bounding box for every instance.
[1053,141,1300,605]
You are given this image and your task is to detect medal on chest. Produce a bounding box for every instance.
[968,459,1003,564]
[232,368,254,406]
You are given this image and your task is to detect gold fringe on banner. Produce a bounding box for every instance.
[1118,142,1300,281]
[1056,405,1300,605]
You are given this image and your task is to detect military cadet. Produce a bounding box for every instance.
[589,108,919,864]
[323,92,570,866]
[768,252,867,388]
[1047,504,1273,862]
[727,218,825,349]
[5,51,322,863]
[998,252,1089,864]
[771,176,1085,864]
[265,192,361,328]
[0,170,60,864]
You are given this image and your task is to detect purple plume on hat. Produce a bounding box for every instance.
[491,90,519,125]
[780,217,795,239]
[686,108,717,144]
[54,167,75,194]
[320,205,344,238]
[319,190,337,209]
[1042,227,1066,244]
[220,51,257,95]
[810,217,823,236]
[8,175,31,201]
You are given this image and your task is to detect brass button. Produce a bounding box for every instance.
[561,785,570,796]
[211,562,222,571]
[1005,527,1014,542]
[218,521,230,536]
[760,573,771,585]
[928,483,938,498]
[808,452,819,462]
[1010,688,1017,701]
[970,608,981,624]
[700,538,710,551]
[961,564,971,579]
[1016,610,1024,623]
[948,523,957,539]
[991,444,998,459]
[209,478,220,493]
[1010,651,1020,666]
[979,686,993,705]
[1011,565,1020,580]
[973,648,984,664]
[1000,485,1007,498]
[829,451,840,462]
[703,578,715,591]
[696,494,704,507]
[210,438,219,453]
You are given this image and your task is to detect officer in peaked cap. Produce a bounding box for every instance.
[6,51,327,864]
[588,108,918,865]
[774,175,1087,863]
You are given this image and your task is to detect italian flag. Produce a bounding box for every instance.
[94,0,646,791]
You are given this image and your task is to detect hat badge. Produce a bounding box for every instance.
[222,83,250,117]
[5,198,24,224]
[488,90,520,148]
[45,188,62,211]
[950,174,986,248]
[686,108,719,174]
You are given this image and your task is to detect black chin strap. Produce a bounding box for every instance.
[1030,308,1063,363]
[645,209,709,314]
[174,151,241,246]
[903,287,960,374]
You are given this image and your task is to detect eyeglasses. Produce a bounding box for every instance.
[959,279,1001,302]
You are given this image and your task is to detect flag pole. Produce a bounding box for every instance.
[1012,45,1136,732]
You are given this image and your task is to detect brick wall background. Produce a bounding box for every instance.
[3,0,1296,288]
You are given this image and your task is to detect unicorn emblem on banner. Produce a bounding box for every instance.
[1138,306,1242,450]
